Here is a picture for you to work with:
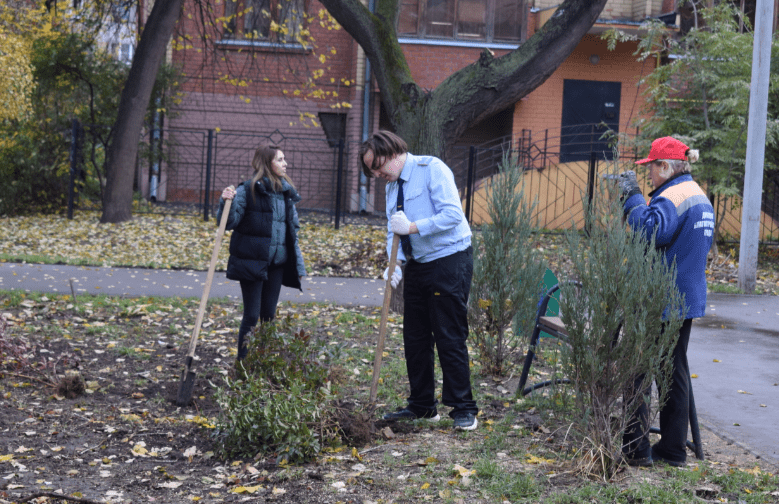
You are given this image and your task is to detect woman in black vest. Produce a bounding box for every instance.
[217,144,306,361]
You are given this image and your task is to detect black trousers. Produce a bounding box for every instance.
[623,318,693,463]
[402,247,478,418]
[236,264,284,360]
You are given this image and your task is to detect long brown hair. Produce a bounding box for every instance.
[250,143,294,193]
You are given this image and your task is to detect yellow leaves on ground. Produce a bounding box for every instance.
[120,413,143,424]
[740,466,763,476]
[452,464,475,477]
[131,444,148,457]
[0,213,386,278]
[525,453,555,464]
[186,415,216,429]
[230,485,264,494]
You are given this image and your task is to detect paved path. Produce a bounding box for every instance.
[1,262,777,465]
[689,293,779,465]
[0,262,387,306]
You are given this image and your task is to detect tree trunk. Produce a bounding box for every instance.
[319,0,609,312]
[100,0,184,223]
[319,0,609,159]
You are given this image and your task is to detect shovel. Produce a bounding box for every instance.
[176,198,232,406]
[369,234,400,403]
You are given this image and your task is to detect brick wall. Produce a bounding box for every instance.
[161,0,669,214]
[170,0,357,118]
[511,34,651,148]
[534,0,666,21]
[400,45,513,90]
[159,0,368,208]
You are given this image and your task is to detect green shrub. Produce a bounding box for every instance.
[1,29,180,216]
[469,154,548,375]
[213,320,344,463]
[0,123,71,215]
[558,174,685,479]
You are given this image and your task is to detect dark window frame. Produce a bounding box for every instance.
[221,0,309,46]
[398,0,526,43]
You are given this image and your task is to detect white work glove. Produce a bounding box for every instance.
[383,265,402,289]
[390,211,412,235]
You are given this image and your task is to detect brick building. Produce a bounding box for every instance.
[156,0,680,218]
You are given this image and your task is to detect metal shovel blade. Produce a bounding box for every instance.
[176,356,196,406]
[176,368,196,406]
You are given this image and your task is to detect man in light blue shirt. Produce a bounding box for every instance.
[360,130,478,431]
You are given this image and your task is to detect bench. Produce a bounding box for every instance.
[515,281,705,460]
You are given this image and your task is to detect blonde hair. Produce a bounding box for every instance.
[250,143,294,193]
[656,149,699,176]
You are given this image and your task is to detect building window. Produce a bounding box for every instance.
[224,0,306,44]
[398,0,525,42]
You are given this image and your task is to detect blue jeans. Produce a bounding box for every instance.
[402,247,478,418]
[236,264,284,360]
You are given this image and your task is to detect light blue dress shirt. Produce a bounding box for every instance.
[385,153,471,263]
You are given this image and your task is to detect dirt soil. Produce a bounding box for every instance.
[0,298,776,504]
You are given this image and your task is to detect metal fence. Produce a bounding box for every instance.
[446,129,778,243]
[144,129,362,227]
[448,130,632,231]
[66,123,779,243]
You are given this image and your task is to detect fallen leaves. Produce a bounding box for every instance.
[230,484,264,494]
[0,213,388,279]
[525,453,555,465]
[2,212,778,293]
[130,443,149,457]
[452,464,475,477]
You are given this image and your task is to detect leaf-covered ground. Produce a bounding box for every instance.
[0,211,777,294]
[0,211,778,504]
[0,295,776,504]
[0,212,388,279]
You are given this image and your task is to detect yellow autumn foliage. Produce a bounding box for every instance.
[0,33,33,122]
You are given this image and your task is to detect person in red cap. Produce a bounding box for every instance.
[618,136,715,467]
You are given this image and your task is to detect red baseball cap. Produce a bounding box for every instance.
[635,136,689,164]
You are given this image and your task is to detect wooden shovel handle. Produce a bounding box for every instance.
[185,198,232,360]
[369,234,400,403]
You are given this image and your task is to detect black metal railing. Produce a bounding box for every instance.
[63,122,779,243]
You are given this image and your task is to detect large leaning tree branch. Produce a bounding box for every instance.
[318,0,610,156]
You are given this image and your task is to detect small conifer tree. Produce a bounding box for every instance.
[558,173,686,478]
[469,154,548,375]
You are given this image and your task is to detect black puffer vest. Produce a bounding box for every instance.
[225,178,302,291]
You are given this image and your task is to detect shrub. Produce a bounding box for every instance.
[213,319,344,463]
[558,176,686,479]
[469,154,548,375]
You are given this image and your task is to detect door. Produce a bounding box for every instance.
[560,80,621,162]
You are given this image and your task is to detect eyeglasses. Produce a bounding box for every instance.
[366,154,387,176]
